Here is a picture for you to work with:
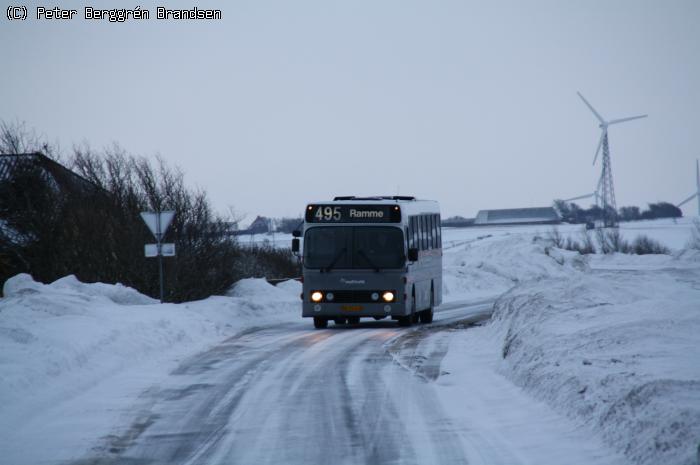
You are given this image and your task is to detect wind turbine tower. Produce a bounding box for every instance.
[577,92,647,227]
[677,159,700,216]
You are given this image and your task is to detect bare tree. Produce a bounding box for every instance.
[1,122,299,300]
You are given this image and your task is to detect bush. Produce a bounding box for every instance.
[688,220,700,251]
[618,206,641,222]
[1,122,299,301]
[593,229,669,255]
[549,225,670,256]
[234,244,300,280]
[640,202,682,220]
[547,227,564,249]
[561,229,596,255]
[630,235,670,255]
[554,199,683,224]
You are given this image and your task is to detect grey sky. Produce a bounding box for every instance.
[3,0,699,220]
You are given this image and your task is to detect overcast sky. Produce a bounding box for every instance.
[3,0,699,220]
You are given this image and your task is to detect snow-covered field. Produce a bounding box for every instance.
[438,218,700,465]
[0,217,698,464]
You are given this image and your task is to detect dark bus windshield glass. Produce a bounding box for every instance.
[304,227,405,270]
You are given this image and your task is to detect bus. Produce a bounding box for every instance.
[292,196,442,329]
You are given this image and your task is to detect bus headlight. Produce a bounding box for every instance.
[311,291,323,302]
[326,292,334,301]
[382,291,395,302]
[371,292,379,301]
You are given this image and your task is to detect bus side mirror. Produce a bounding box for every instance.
[408,248,419,262]
[292,238,300,253]
[292,230,301,237]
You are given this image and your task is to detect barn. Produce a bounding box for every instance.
[474,207,560,226]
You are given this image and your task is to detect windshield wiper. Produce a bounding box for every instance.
[323,247,347,272]
[357,249,380,272]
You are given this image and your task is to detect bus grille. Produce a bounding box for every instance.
[326,290,392,303]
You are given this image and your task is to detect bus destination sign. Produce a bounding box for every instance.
[306,204,401,223]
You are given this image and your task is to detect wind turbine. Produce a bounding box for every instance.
[677,159,700,216]
[563,192,599,204]
[577,92,647,227]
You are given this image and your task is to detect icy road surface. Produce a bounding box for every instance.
[74,300,627,465]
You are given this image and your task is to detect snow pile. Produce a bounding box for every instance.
[0,274,299,435]
[442,234,588,301]
[227,277,301,302]
[487,255,700,465]
[276,277,302,293]
[4,273,158,305]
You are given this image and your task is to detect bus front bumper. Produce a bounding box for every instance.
[302,301,408,319]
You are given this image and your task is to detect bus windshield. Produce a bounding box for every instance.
[304,226,405,270]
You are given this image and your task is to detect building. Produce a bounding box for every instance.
[0,152,97,194]
[474,207,560,226]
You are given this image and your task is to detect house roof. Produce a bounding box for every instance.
[0,152,99,193]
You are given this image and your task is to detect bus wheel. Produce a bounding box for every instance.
[347,316,360,325]
[400,288,416,327]
[313,317,328,329]
[334,318,347,325]
[420,289,434,324]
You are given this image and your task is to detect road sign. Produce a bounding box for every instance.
[140,211,176,303]
[145,244,158,257]
[161,243,176,256]
[140,211,175,241]
[145,243,176,258]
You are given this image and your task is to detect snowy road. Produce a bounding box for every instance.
[74,299,626,465]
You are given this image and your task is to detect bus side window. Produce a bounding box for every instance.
[436,214,442,248]
[421,215,429,250]
[417,216,423,250]
[405,226,410,251]
[415,216,421,250]
[432,214,438,249]
[427,214,434,250]
[410,217,415,249]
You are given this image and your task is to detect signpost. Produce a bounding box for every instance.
[140,211,176,303]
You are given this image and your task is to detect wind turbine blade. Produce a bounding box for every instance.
[577,91,606,124]
[563,193,595,202]
[696,159,699,191]
[593,130,605,165]
[608,114,648,125]
[677,194,697,208]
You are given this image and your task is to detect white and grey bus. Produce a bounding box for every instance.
[292,196,442,328]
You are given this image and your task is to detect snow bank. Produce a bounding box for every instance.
[488,259,700,465]
[0,274,299,438]
[442,234,588,302]
[276,278,302,295]
[3,273,158,305]
[588,250,700,271]
[440,226,700,464]
[226,277,300,302]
